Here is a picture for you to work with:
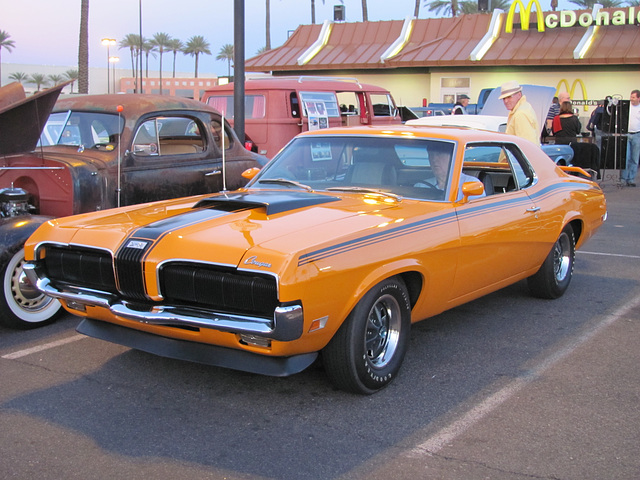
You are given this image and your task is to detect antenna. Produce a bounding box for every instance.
[116,105,123,207]
[222,114,227,192]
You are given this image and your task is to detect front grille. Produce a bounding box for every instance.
[160,263,278,318]
[114,243,148,301]
[43,246,117,293]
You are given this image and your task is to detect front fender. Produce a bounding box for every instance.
[0,215,52,262]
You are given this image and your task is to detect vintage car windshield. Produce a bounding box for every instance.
[251,135,459,201]
[38,111,124,148]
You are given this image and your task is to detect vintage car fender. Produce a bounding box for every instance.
[342,258,426,323]
[0,215,62,329]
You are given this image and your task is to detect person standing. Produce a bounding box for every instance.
[500,81,540,145]
[452,94,470,115]
[545,96,560,137]
[622,89,640,187]
[552,101,581,144]
[587,100,604,153]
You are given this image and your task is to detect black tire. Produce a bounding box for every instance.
[528,225,575,299]
[0,245,63,329]
[322,277,411,394]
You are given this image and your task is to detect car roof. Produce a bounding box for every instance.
[53,94,220,116]
[203,76,392,94]
[295,124,518,144]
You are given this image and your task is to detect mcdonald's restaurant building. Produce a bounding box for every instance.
[246,4,640,127]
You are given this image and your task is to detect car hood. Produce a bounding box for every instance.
[0,82,69,156]
[38,189,432,273]
[480,84,555,131]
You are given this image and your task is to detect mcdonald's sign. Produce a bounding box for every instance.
[506,4,639,32]
[505,0,545,33]
[556,79,589,111]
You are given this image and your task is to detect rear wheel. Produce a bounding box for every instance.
[528,225,575,299]
[323,277,411,394]
[0,247,62,329]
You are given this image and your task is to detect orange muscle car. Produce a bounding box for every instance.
[23,125,607,393]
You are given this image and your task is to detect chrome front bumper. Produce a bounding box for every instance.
[23,262,303,342]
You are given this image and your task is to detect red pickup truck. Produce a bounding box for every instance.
[201,76,402,158]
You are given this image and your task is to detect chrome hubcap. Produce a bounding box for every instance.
[365,294,401,368]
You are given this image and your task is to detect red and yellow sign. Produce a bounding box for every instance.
[505,2,640,32]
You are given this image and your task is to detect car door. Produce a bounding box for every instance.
[450,143,545,302]
[121,114,222,205]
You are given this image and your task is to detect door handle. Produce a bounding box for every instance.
[205,170,221,176]
[526,206,541,213]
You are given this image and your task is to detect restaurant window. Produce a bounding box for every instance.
[440,77,470,104]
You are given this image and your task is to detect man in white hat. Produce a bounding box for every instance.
[500,81,539,145]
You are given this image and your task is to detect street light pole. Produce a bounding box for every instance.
[101,38,116,94]
[109,56,120,93]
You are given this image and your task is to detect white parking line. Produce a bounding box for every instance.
[1,334,86,360]
[579,251,640,259]
[405,295,640,457]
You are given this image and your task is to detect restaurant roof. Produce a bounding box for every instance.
[245,8,640,72]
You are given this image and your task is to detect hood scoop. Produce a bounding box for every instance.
[194,191,339,215]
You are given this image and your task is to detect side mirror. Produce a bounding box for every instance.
[461,180,485,201]
[242,167,261,180]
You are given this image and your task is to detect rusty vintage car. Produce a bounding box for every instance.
[0,82,265,329]
[23,125,606,393]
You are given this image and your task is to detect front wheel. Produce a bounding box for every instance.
[322,277,411,394]
[527,225,575,299]
[0,247,62,329]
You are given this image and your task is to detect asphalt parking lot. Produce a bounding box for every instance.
[1,171,639,480]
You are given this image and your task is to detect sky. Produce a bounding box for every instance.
[1,0,573,77]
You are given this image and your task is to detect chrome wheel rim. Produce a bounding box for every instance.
[553,233,571,283]
[9,254,55,313]
[365,294,402,368]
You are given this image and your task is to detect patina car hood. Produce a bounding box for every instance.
[44,189,420,270]
[0,82,68,156]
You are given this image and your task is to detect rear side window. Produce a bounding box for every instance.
[132,116,205,156]
[205,95,266,119]
[299,91,340,118]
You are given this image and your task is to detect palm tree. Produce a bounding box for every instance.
[149,32,172,94]
[415,0,421,16]
[119,34,142,77]
[8,71,28,85]
[361,0,368,21]
[78,0,89,93]
[266,0,271,50]
[0,30,16,87]
[64,69,79,93]
[184,35,211,78]
[167,38,184,78]
[141,40,155,78]
[216,44,235,77]
[47,74,65,86]
[29,73,48,92]
[425,0,459,17]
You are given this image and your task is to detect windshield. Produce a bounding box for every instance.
[38,111,124,148]
[250,135,458,201]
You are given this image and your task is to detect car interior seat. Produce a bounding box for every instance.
[346,147,397,186]
[476,171,494,195]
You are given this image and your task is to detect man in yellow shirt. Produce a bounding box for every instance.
[500,81,540,145]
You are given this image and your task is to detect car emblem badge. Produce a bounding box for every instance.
[244,255,272,268]
[126,240,148,250]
